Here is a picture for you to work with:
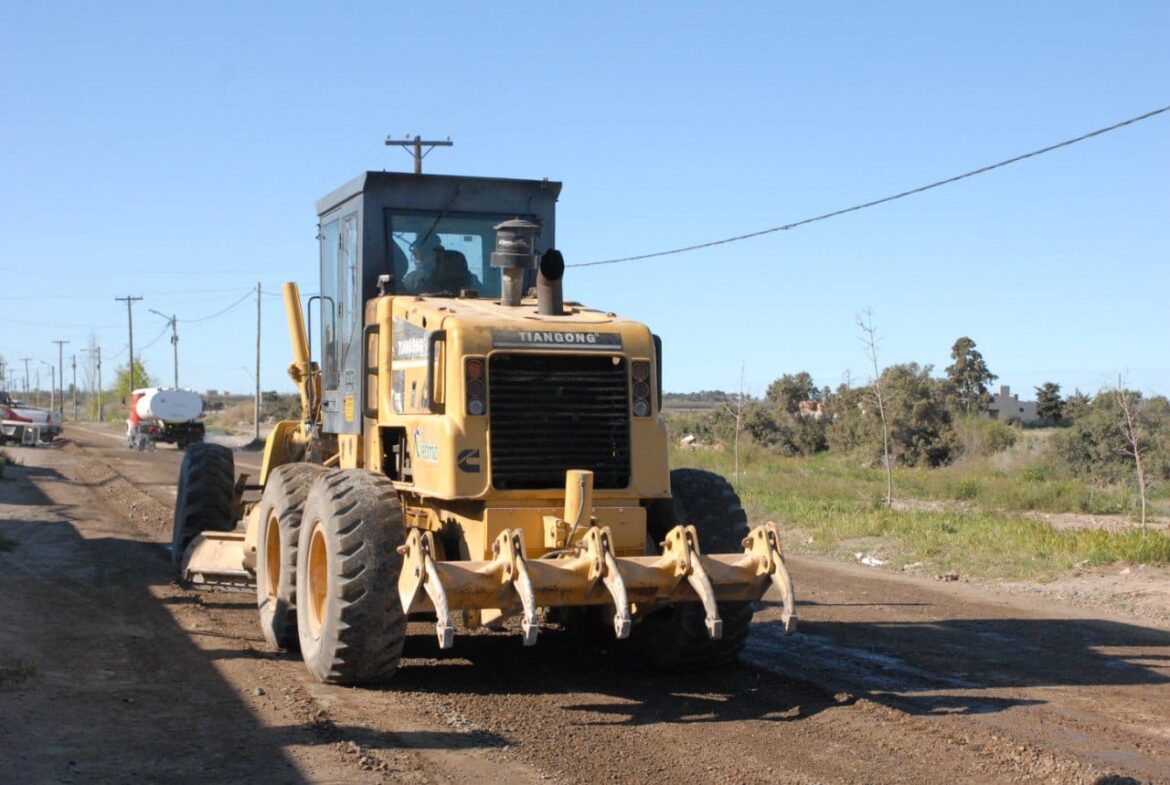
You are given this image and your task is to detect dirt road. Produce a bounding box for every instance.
[1,426,1168,784]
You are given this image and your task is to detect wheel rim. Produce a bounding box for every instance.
[264,513,281,600]
[306,521,328,638]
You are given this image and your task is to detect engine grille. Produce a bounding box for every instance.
[488,353,630,490]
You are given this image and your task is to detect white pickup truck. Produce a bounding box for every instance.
[0,389,63,445]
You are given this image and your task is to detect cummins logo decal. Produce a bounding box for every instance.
[493,331,622,350]
[457,448,481,473]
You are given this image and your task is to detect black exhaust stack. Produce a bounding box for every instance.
[537,250,565,316]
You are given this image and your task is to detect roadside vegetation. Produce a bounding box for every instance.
[667,336,1170,580]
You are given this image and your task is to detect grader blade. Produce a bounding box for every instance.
[397,521,797,647]
[180,531,253,591]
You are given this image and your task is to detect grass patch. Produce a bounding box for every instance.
[0,658,38,690]
[671,442,1170,579]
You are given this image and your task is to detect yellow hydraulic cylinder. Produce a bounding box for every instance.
[283,282,310,371]
[564,470,594,534]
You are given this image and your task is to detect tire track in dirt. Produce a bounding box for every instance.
[38,430,1168,784]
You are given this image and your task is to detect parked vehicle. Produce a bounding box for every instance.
[0,389,62,445]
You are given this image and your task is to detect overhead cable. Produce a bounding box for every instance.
[138,322,172,352]
[570,103,1170,268]
[179,289,255,324]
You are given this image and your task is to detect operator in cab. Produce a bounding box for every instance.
[402,233,481,294]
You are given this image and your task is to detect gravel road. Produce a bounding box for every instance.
[0,425,1167,784]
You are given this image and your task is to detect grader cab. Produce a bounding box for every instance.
[173,170,795,684]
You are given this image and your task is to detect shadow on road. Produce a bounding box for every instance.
[381,627,853,728]
[363,594,1170,729]
[0,492,502,784]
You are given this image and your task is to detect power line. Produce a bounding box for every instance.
[0,286,248,302]
[570,103,1170,268]
[179,289,255,324]
[138,322,172,352]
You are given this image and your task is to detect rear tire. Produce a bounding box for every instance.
[255,463,326,651]
[637,468,754,670]
[296,469,407,685]
[171,442,235,570]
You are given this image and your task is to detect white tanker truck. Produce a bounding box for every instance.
[126,388,205,451]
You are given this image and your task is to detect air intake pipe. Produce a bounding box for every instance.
[491,218,541,307]
[537,250,565,316]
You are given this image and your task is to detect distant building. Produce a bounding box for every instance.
[797,400,826,420]
[986,385,1038,424]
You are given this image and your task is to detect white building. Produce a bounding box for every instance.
[986,385,1038,424]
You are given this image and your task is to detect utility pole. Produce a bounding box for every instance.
[149,309,179,388]
[20,358,32,396]
[94,347,103,421]
[254,282,262,441]
[384,134,453,175]
[82,347,103,421]
[71,354,78,420]
[41,363,55,412]
[52,339,69,417]
[115,296,144,391]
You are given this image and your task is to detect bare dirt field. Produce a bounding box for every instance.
[1,425,1168,784]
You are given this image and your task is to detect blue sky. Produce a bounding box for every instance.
[1,1,1166,401]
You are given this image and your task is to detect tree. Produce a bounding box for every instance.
[826,362,958,470]
[744,403,827,457]
[722,362,750,485]
[945,337,997,414]
[881,363,958,467]
[1035,382,1064,424]
[824,381,879,455]
[111,359,154,412]
[856,310,893,506]
[1115,381,1148,525]
[765,372,819,415]
[1052,389,1170,498]
[1063,389,1092,423]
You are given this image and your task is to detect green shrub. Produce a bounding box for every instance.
[954,415,1017,457]
[954,478,981,501]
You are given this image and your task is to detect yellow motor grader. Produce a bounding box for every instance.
[172,170,795,684]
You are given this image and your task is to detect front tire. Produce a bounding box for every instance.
[255,463,326,651]
[637,468,754,670]
[171,442,235,570]
[296,469,407,685]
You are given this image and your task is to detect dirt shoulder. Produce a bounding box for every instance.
[1,431,1168,784]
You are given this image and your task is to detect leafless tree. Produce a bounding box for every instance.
[1115,375,1148,526]
[723,361,749,486]
[856,309,893,507]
